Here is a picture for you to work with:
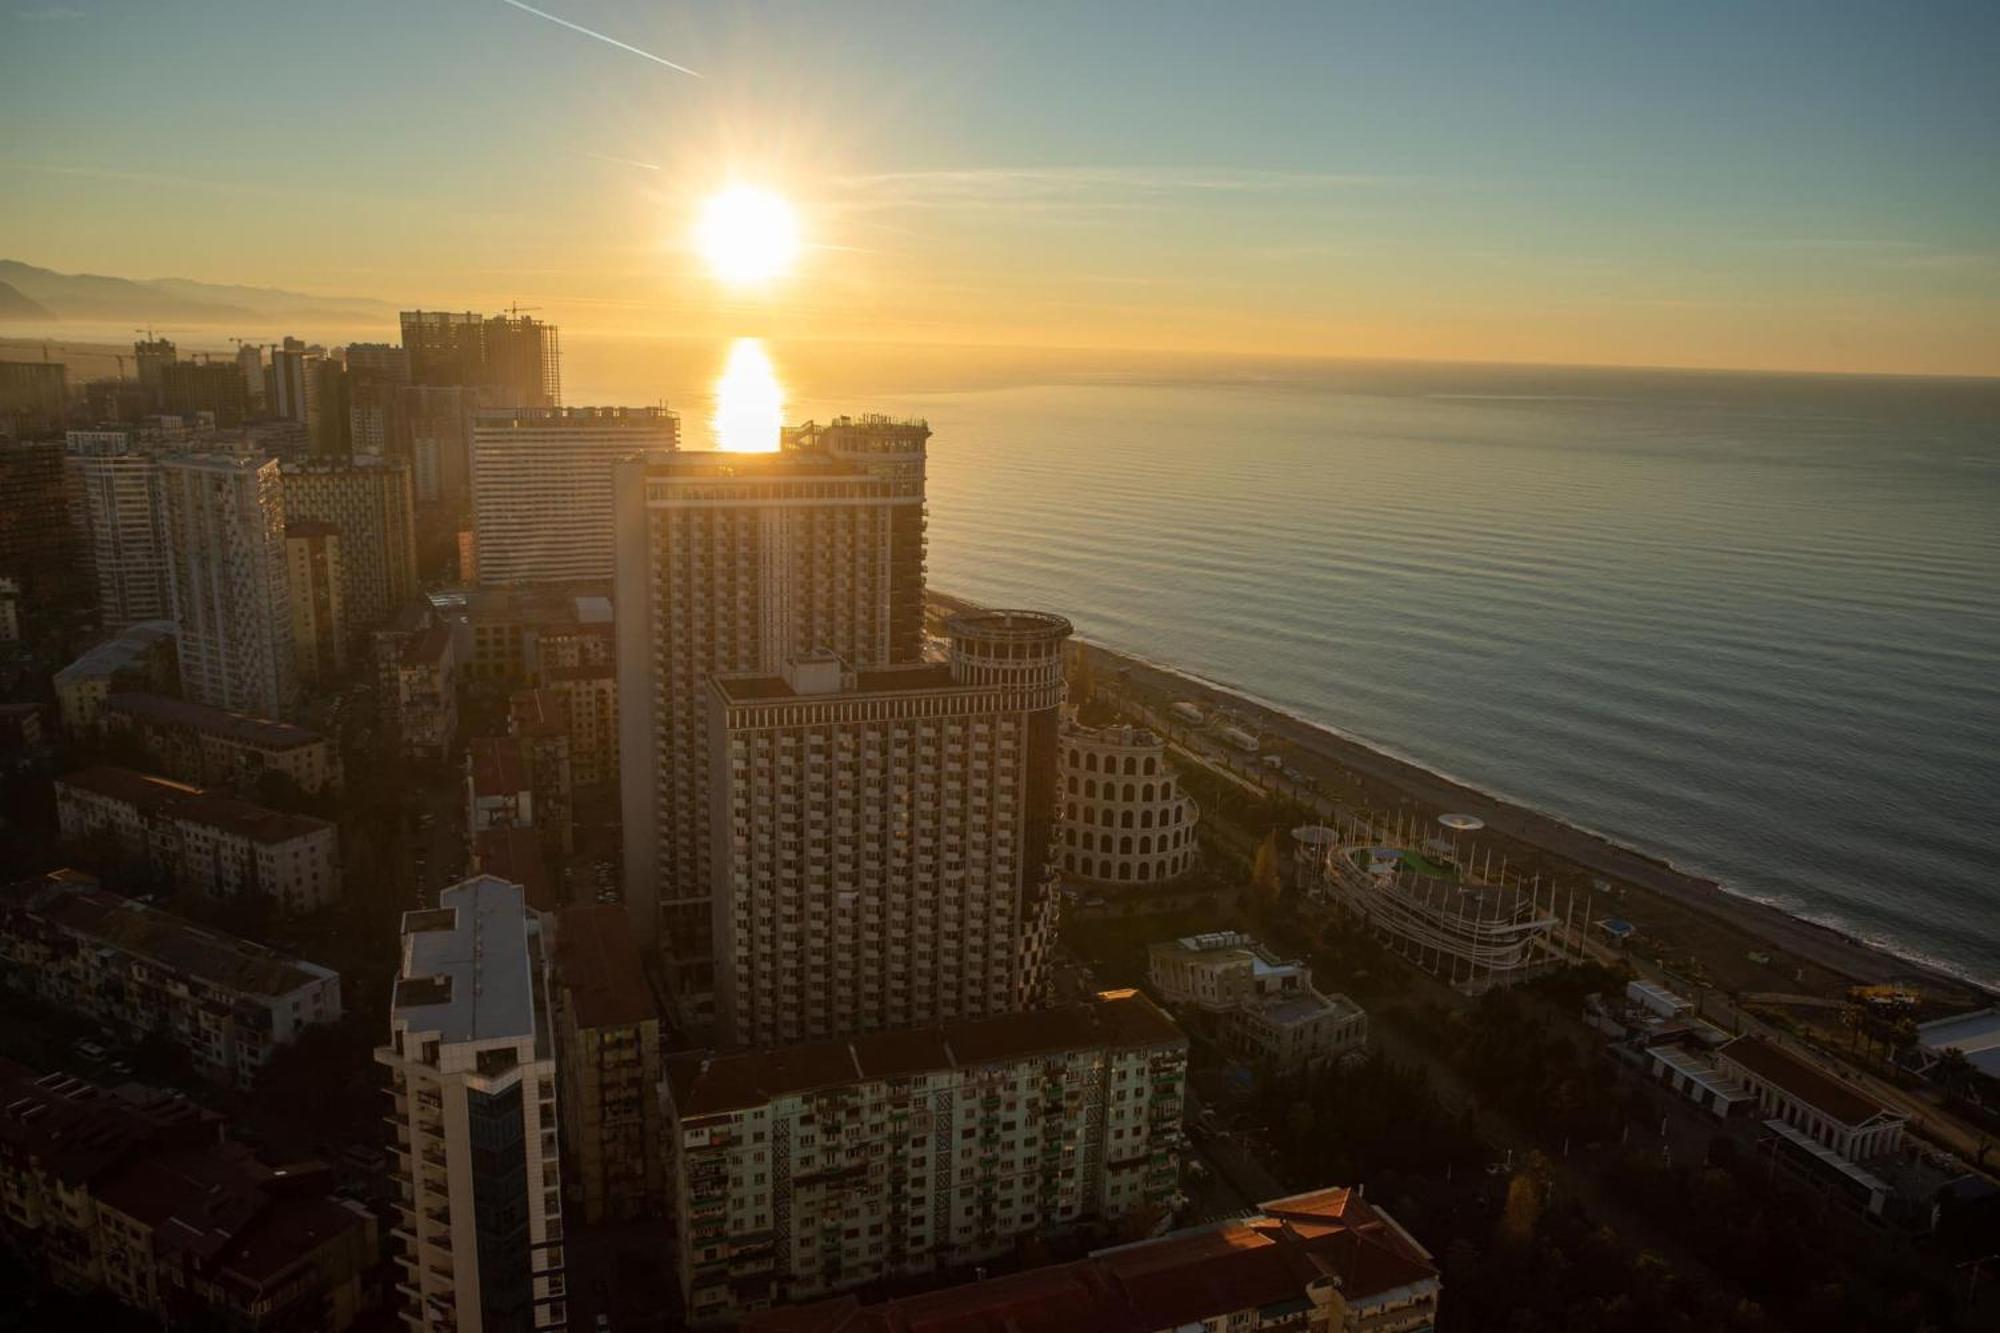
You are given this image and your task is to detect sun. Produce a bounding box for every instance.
[695,185,802,285]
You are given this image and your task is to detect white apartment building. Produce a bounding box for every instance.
[159,454,297,719]
[664,989,1189,1327]
[279,456,418,633]
[99,691,342,795]
[1149,931,1367,1072]
[709,610,1072,1049]
[1059,718,1200,885]
[377,876,567,1333]
[55,766,340,913]
[474,407,679,586]
[0,870,342,1088]
[64,431,170,628]
[614,417,931,1020]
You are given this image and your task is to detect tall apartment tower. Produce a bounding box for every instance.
[285,519,346,685]
[133,336,176,403]
[399,385,485,511]
[474,407,679,586]
[268,338,321,437]
[278,457,418,634]
[401,310,561,408]
[159,454,296,719]
[64,431,170,628]
[378,876,567,1333]
[613,417,932,1022]
[344,343,410,459]
[710,610,1073,1048]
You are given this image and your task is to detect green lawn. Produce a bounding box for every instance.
[1399,849,1460,881]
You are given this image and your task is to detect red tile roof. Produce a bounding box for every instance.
[555,904,659,1030]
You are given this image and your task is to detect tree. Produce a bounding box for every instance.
[1250,830,1281,905]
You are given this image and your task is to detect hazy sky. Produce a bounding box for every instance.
[4,1,1997,375]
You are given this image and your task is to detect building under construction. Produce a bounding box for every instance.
[1293,811,1583,992]
[399,308,561,408]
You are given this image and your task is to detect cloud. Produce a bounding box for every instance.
[12,5,87,19]
[835,166,1403,213]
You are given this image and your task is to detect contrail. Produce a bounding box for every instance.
[583,151,663,171]
[498,0,702,78]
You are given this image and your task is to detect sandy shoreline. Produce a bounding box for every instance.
[932,592,1990,1004]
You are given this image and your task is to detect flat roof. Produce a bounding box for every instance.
[104,692,324,752]
[1645,1044,1754,1104]
[1253,989,1363,1029]
[468,737,528,797]
[669,989,1184,1118]
[1718,1036,1898,1129]
[0,873,332,998]
[712,662,956,705]
[54,622,177,684]
[1764,1118,1893,1193]
[1916,1007,2000,1079]
[553,905,658,1031]
[393,876,536,1046]
[57,766,333,845]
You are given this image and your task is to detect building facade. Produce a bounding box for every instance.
[473,407,679,586]
[53,621,178,733]
[99,691,341,795]
[665,990,1188,1327]
[552,905,665,1225]
[1149,931,1367,1072]
[614,418,932,1010]
[159,453,297,719]
[374,601,459,762]
[1715,1035,1908,1161]
[377,876,567,1333]
[285,519,347,685]
[55,766,341,912]
[0,871,343,1088]
[401,310,561,409]
[279,456,418,634]
[0,438,90,619]
[0,359,68,439]
[64,431,171,628]
[709,611,1072,1049]
[1059,719,1200,886]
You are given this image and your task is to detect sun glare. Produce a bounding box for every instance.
[696,185,801,285]
[712,338,785,452]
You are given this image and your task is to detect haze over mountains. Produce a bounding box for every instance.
[0,259,394,326]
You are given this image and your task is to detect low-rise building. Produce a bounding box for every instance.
[0,1061,375,1329]
[472,825,556,912]
[664,989,1187,1327]
[374,600,458,762]
[743,1185,1442,1333]
[1149,932,1367,1071]
[55,766,340,912]
[1716,1035,1907,1161]
[510,688,575,855]
[53,621,178,733]
[553,905,665,1224]
[466,735,534,835]
[0,872,343,1088]
[100,691,342,795]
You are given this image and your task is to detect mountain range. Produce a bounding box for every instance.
[0,260,396,326]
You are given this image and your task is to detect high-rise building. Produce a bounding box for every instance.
[313,354,351,455]
[159,358,249,426]
[64,431,170,628]
[0,359,68,438]
[158,454,297,719]
[132,336,176,401]
[613,418,930,1012]
[710,610,1073,1048]
[285,519,346,684]
[663,989,1188,1326]
[344,342,410,458]
[401,309,561,408]
[278,456,418,634]
[473,406,678,586]
[268,338,320,437]
[235,341,265,408]
[398,383,484,510]
[378,875,567,1333]
[0,438,90,618]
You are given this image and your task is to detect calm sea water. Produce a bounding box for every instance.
[585,347,2000,987]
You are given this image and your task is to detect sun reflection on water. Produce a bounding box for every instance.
[712,338,784,452]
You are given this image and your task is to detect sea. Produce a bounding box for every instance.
[577,344,2000,988]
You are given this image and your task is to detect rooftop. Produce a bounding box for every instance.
[468,736,529,797]
[669,990,1184,1119]
[473,826,553,912]
[1916,1006,2000,1079]
[713,661,957,706]
[553,905,659,1031]
[57,766,334,845]
[393,876,537,1047]
[104,692,325,752]
[1718,1035,1900,1129]
[0,872,334,998]
[54,621,177,685]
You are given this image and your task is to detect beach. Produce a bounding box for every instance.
[932,592,1989,1010]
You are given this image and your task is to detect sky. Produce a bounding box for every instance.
[3,0,1998,376]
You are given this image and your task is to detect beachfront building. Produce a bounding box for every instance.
[1715,1035,1907,1162]
[0,870,343,1088]
[664,989,1188,1327]
[708,611,1073,1049]
[1058,718,1200,886]
[374,600,459,762]
[53,621,178,733]
[0,1063,377,1328]
[100,691,342,796]
[741,1185,1440,1333]
[377,876,567,1333]
[159,454,298,720]
[1149,931,1368,1072]
[473,407,679,586]
[54,766,340,912]
[552,904,665,1224]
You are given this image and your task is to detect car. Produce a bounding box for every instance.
[595,1316,611,1332]
[76,1040,107,1061]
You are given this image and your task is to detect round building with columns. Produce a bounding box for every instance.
[1059,719,1199,885]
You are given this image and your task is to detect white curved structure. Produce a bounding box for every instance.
[1059,720,1199,885]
